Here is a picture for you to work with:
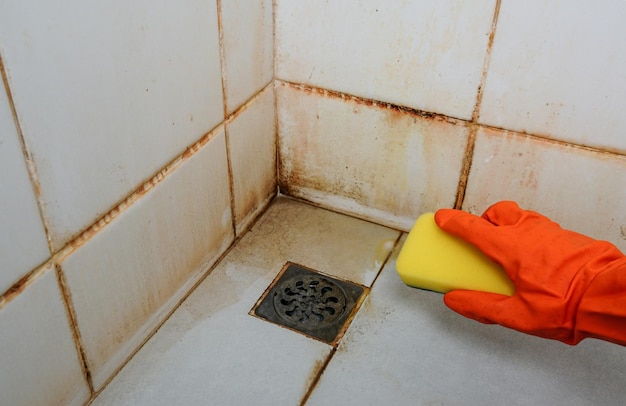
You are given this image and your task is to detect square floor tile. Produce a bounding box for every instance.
[306,236,626,405]
[93,197,399,405]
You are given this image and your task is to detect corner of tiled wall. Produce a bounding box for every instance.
[274,0,626,252]
[0,0,275,403]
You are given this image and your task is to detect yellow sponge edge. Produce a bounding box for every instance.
[396,212,514,296]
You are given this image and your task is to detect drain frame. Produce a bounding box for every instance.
[250,262,367,345]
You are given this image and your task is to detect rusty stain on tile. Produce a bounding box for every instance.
[0,53,53,252]
[277,82,467,229]
[299,352,335,406]
[55,264,95,394]
[277,80,460,126]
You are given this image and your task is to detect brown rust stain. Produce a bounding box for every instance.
[299,351,335,406]
[58,125,224,261]
[55,264,95,393]
[277,80,460,126]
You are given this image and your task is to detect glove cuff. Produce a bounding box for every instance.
[574,257,626,345]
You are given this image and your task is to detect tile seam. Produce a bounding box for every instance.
[215,0,237,236]
[55,264,95,394]
[0,124,223,309]
[0,52,54,253]
[455,0,502,209]
[275,79,626,159]
[0,82,274,310]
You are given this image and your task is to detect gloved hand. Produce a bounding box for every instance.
[435,201,626,345]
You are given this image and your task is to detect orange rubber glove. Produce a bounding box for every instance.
[434,201,626,345]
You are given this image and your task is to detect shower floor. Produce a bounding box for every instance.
[93,196,626,405]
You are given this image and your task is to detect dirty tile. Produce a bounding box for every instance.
[480,0,626,153]
[0,265,90,406]
[61,131,233,390]
[0,78,49,294]
[220,0,273,114]
[227,85,276,236]
[0,0,224,250]
[93,198,399,405]
[307,235,626,405]
[275,0,496,119]
[463,128,626,253]
[277,83,468,232]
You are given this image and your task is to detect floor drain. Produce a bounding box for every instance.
[251,262,365,344]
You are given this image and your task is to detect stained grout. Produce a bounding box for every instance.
[216,0,239,238]
[0,83,273,311]
[55,264,94,394]
[299,228,403,406]
[0,52,54,254]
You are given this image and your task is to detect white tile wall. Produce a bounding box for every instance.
[227,86,276,235]
[0,0,224,251]
[0,78,50,294]
[220,0,273,114]
[480,0,626,153]
[275,0,497,119]
[0,266,90,406]
[277,83,469,231]
[463,128,626,252]
[61,130,233,390]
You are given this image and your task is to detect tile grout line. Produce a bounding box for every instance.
[276,79,464,126]
[0,52,54,254]
[272,2,283,196]
[55,264,95,394]
[299,232,403,405]
[275,79,626,160]
[299,347,337,406]
[0,83,274,311]
[454,0,502,210]
[215,0,238,237]
[87,193,281,403]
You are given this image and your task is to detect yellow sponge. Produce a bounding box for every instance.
[396,212,514,296]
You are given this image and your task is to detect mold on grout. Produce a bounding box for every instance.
[276,80,463,127]
[471,0,502,123]
[454,0,502,210]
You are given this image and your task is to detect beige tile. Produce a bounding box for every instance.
[220,0,273,114]
[61,131,233,390]
[0,0,224,250]
[0,77,49,293]
[277,83,469,232]
[275,0,496,119]
[480,1,626,153]
[0,266,90,406]
[227,86,276,236]
[307,234,626,405]
[94,198,399,404]
[463,128,626,252]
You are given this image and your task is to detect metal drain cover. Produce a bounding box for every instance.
[252,262,365,344]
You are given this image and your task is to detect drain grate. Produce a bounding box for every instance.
[251,262,365,344]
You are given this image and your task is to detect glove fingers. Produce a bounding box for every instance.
[481,201,525,226]
[435,209,514,269]
[444,290,509,325]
